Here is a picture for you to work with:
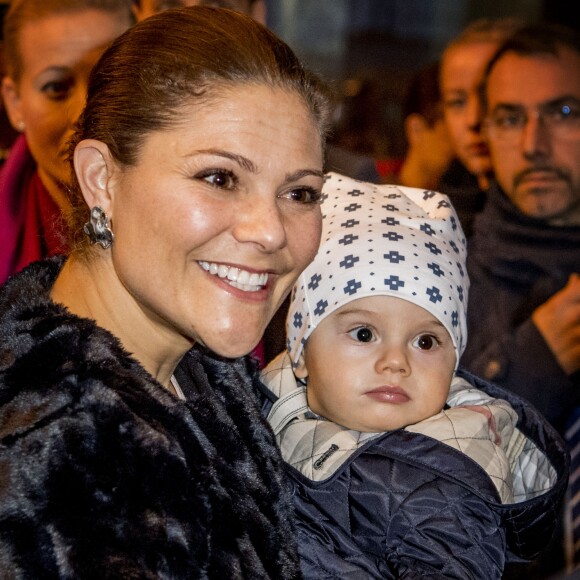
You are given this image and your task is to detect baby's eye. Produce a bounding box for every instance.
[197,169,237,189]
[280,186,322,205]
[412,334,439,350]
[347,326,374,343]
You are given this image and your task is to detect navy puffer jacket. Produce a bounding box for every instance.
[260,352,569,579]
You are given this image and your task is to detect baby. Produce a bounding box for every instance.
[261,173,567,579]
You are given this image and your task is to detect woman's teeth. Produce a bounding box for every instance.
[199,261,268,292]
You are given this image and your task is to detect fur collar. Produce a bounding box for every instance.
[0,257,300,578]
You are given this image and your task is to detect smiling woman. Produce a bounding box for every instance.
[66,82,325,361]
[0,6,332,578]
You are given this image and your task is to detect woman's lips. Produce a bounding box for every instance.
[365,386,410,404]
[198,260,273,303]
[198,260,269,292]
[466,142,489,157]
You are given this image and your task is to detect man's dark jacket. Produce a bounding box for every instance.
[460,183,580,435]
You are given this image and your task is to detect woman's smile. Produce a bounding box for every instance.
[199,261,269,292]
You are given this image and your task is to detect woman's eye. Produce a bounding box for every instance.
[281,186,322,205]
[348,326,374,343]
[41,80,73,101]
[198,170,236,189]
[413,334,439,350]
[444,96,466,110]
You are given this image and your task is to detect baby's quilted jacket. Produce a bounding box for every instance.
[261,353,569,579]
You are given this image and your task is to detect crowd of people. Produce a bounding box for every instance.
[0,1,578,578]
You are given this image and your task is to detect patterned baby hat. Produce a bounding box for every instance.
[286,172,469,369]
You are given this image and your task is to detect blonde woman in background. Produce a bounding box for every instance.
[0,0,135,284]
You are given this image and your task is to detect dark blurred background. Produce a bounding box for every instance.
[266,0,580,160]
[0,0,577,161]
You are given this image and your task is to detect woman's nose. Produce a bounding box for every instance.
[466,93,484,131]
[232,196,287,252]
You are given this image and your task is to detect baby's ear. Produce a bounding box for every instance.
[294,353,308,380]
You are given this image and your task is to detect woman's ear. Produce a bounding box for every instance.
[73,139,116,215]
[294,353,309,380]
[1,77,24,132]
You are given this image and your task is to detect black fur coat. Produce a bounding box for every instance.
[0,257,301,579]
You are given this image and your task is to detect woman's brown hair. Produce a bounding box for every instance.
[66,6,333,252]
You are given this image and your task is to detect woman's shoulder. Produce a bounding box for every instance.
[0,258,184,435]
[0,258,122,386]
[0,307,213,578]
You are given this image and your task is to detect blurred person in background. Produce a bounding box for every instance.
[131,0,266,23]
[0,53,18,162]
[379,61,455,197]
[324,76,383,183]
[460,22,580,577]
[0,0,134,285]
[438,17,524,237]
[0,3,18,163]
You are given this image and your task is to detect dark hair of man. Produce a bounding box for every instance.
[481,22,580,111]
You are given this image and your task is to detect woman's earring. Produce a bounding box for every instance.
[84,206,114,249]
[16,121,25,132]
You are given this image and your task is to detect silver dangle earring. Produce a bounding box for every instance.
[83,206,114,249]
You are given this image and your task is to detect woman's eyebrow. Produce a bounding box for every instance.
[284,169,325,182]
[188,150,324,182]
[193,149,257,172]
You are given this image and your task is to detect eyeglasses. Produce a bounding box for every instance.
[484,100,580,142]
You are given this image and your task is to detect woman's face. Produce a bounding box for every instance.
[103,85,324,358]
[1,10,131,207]
[440,41,499,179]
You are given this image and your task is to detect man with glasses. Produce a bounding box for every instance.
[460,22,580,576]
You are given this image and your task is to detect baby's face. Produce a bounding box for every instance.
[298,295,456,432]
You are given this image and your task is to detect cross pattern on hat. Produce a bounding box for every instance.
[286,173,469,369]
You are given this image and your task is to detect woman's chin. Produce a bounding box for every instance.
[201,336,263,360]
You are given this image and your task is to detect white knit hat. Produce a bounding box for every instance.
[286,173,469,369]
